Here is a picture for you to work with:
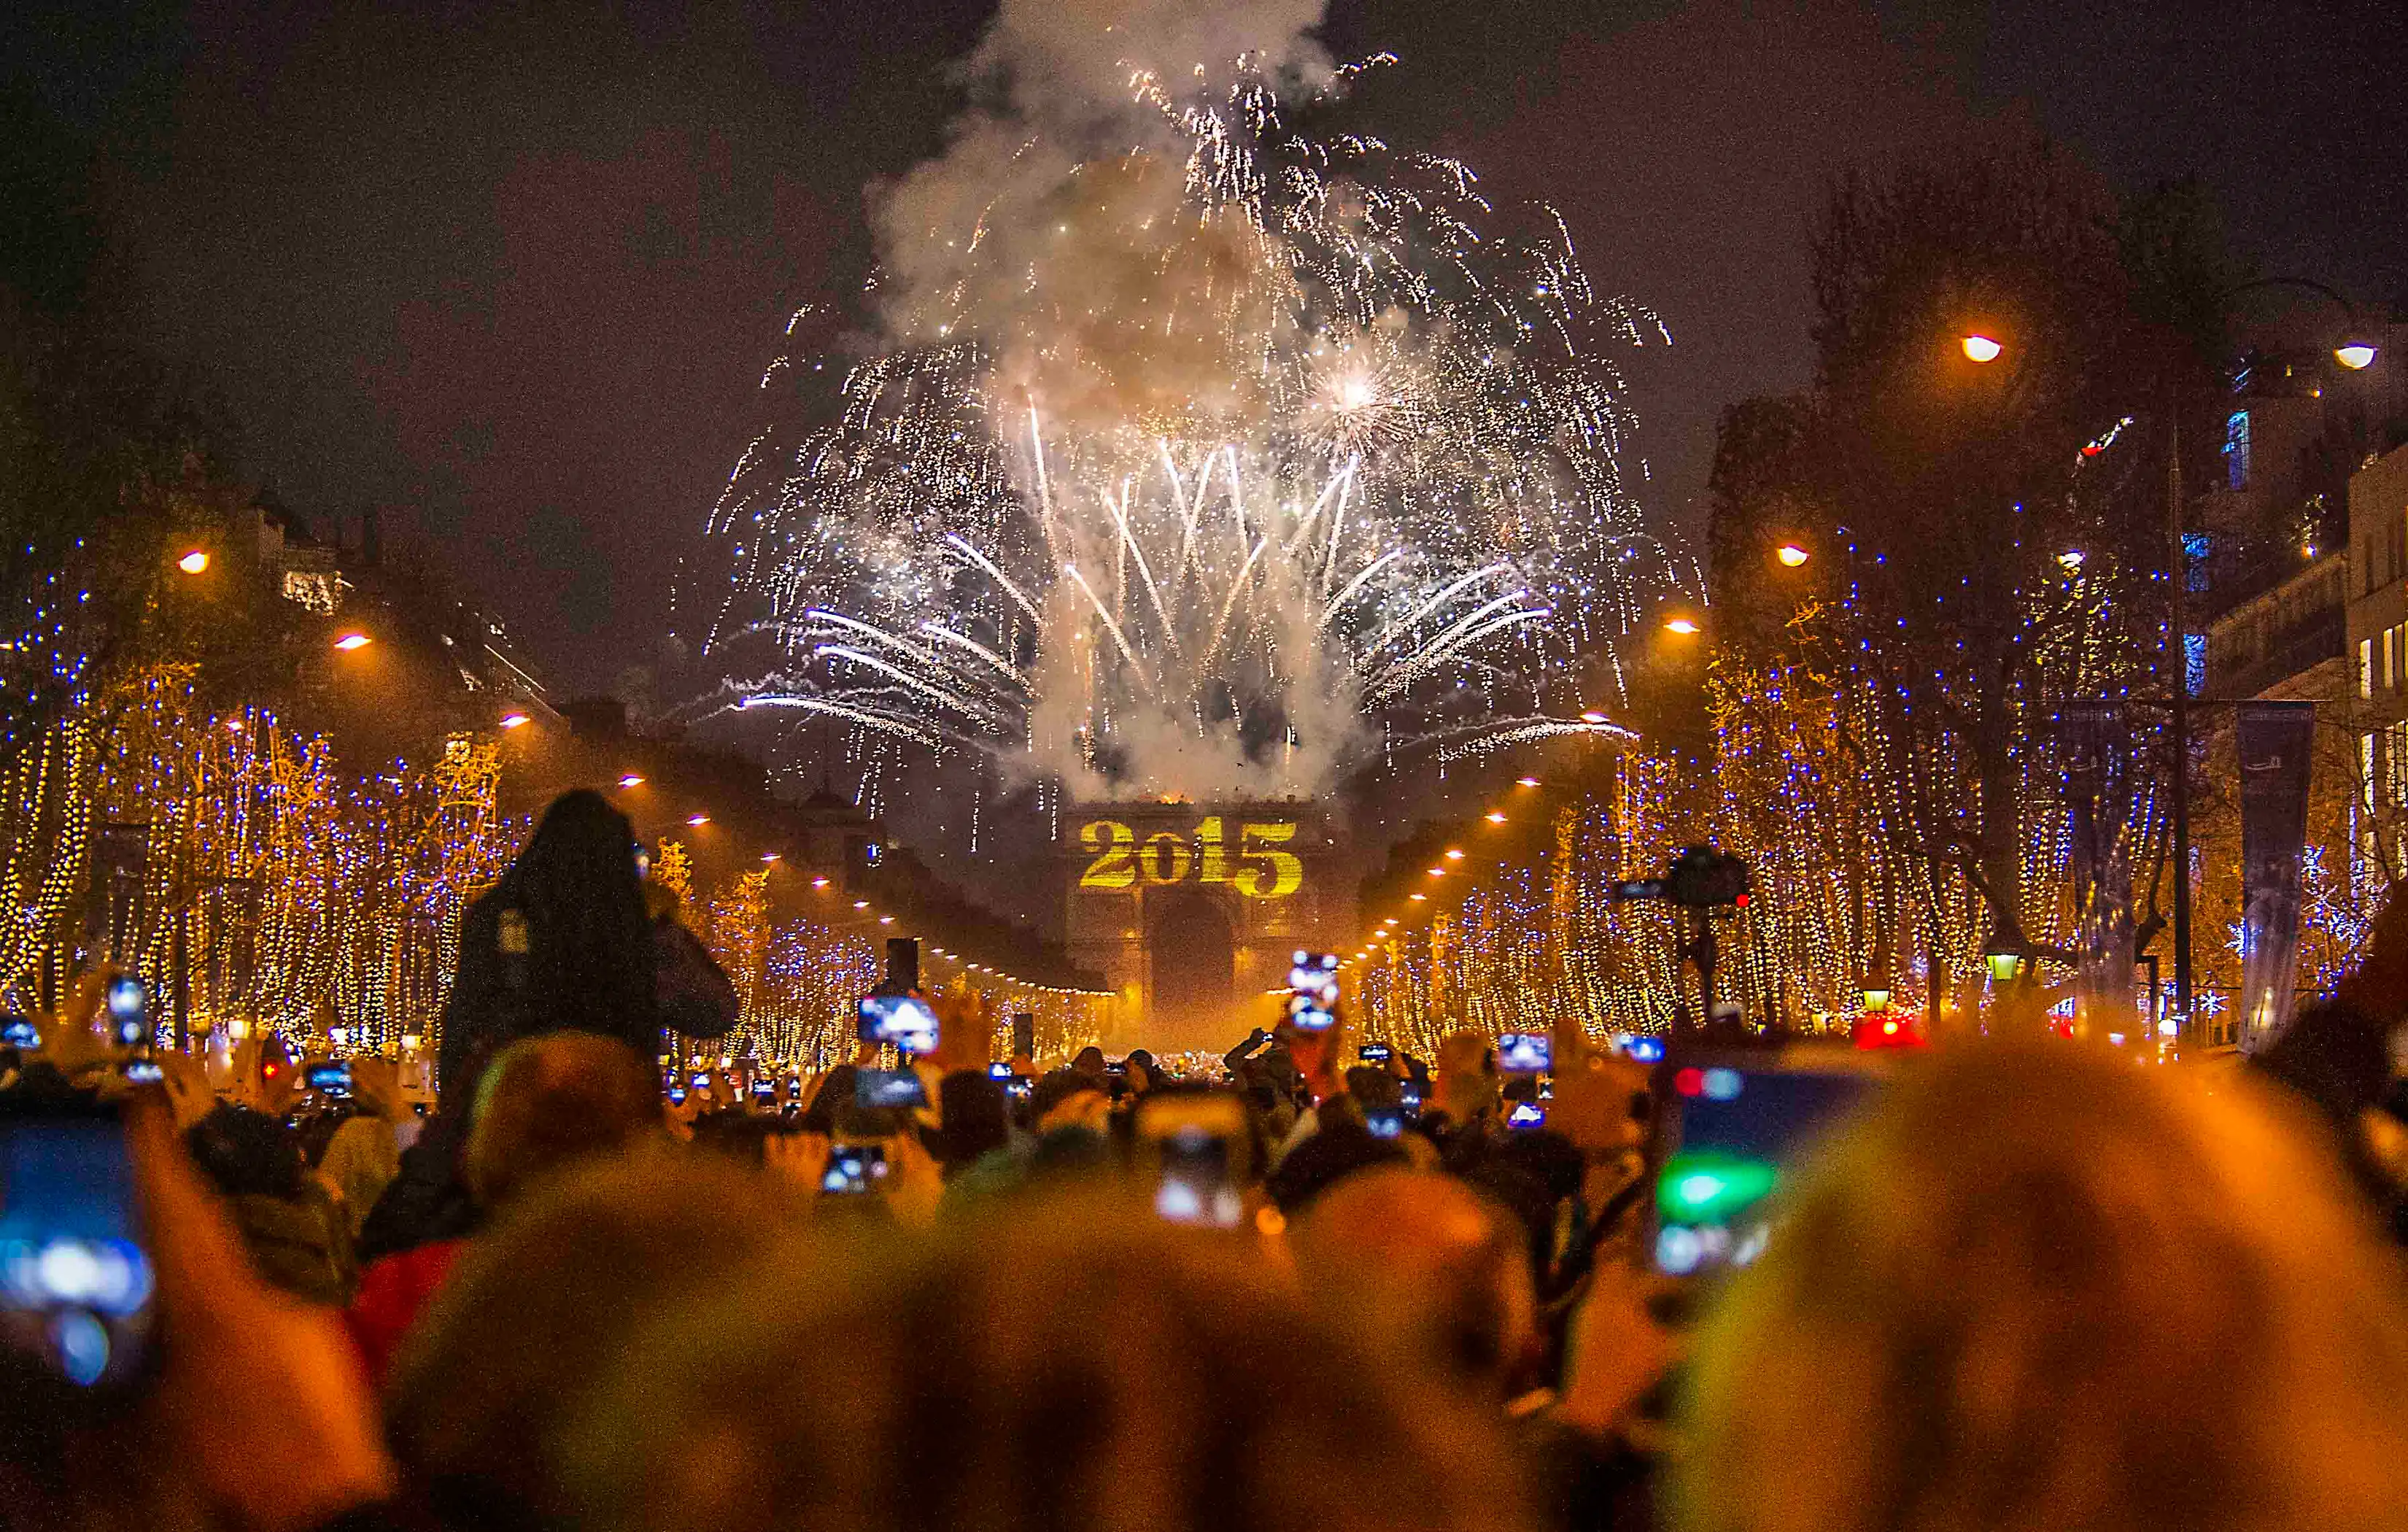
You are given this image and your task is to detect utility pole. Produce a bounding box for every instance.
[2167,386,2194,1038]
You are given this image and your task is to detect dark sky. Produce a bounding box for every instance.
[10,0,2404,697]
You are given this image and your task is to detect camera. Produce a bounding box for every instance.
[1613,846,1750,910]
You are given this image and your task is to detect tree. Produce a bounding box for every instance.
[1708,136,2212,1012]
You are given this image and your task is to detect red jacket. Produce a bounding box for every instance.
[344,1237,467,1388]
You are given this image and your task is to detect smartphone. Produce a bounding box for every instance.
[1,1017,38,1051]
[820,1144,889,1196]
[1286,951,1339,1032]
[666,1086,688,1106]
[0,1099,157,1398]
[120,1061,164,1086]
[853,1068,929,1110]
[1138,1094,1247,1229]
[305,1062,353,1097]
[1358,1042,1393,1063]
[689,1072,712,1092]
[1652,1056,1880,1278]
[1613,1033,1667,1065]
[1506,1100,1546,1131]
[1002,1075,1034,1100]
[858,994,939,1056]
[1364,1107,1405,1139]
[750,1078,778,1102]
[1497,1033,1552,1075]
[786,1076,805,1100]
[987,1061,1014,1080]
[104,978,147,1049]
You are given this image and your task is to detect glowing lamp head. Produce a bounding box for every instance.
[1961,333,2003,363]
[1486,811,1507,824]
[1775,543,1809,568]
[1664,616,1700,636]
[333,632,371,651]
[686,813,710,827]
[1517,776,1541,788]
[177,549,210,575]
[2058,549,2086,570]
[1579,711,1609,724]
[618,773,645,788]
[2336,341,2378,371]
[761,852,781,863]
[1444,848,1465,860]
[498,713,530,730]
[812,876,831,889]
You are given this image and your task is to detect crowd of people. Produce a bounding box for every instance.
[4,786,2408,1532]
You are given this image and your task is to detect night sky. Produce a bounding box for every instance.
[9,0,2404,698]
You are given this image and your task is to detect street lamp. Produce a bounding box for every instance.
[1664,616,1700,635]
[498,713,530,730]
[333,632,371,651]
[1961,333,2004,363]
[177,549,210,575]
[2336,341,2380,371]
[1775,543,1810,568]
[618,773,645,787]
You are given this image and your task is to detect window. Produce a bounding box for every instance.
[2386,627,2395,691]
[2363,638,2377,700]
[2184,532,2213,595]
[2387,721,2408,808]
[2366,732,2381,814]
[2184,633,2207,697]
[2225,410,2252,492]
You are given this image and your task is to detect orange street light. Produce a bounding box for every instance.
[1409,893,1428,902]
[686,813,710,827]
[177,549,210,575]
[1516,776,1541,787]
[618,773,646,788]
[1960,333,2003,363]
[333,632,371,651]
[1664,616,1700,635]
[853,900,871,910]
[762,852,781,863]
[499,713,530,730]
[2337,341,2379,370]
[1775,543,1810,568]
[1444,848,1465,860]
[812,877,832,890]
[1485,811,1507,824]
[1426,866,1447,877]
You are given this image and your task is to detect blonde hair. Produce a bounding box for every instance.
[557,1191,1533,1532]
[1678,1040,2408,1532]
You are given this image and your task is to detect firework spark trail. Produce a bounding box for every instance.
[698,10,1690,797]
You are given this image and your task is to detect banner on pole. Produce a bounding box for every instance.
[2063,703,2134,1038]
[2237,701,2316,1051]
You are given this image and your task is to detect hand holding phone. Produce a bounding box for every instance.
[1285,952,1339,1032]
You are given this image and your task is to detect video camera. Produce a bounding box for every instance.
[1613,846,1750,910]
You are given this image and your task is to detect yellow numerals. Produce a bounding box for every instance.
[1077,819,1301,900]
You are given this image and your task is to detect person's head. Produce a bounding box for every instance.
[184,1103,309,1201]
[1290,1168,1539,1399]
[1070,1045,1107,1079]
[554,1195,1535,1532]
[506,790,657,1045]
[1030,1068,1108,1135]
[1679,1040,2408,1532]
[1264,1122,1409,1215]
[462,1032,664,1210]
[387,1155,805,1532]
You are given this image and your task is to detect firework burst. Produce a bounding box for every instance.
[700,35,1681,798]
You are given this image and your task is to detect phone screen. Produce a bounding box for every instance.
[104,978,146,1048]
[689,1072,712,1091]
[1653,1064,1875,1277]
[304,1063,352,1096]
[0,1106,156,1393]
[1506,1100,1546,1130]
[821,1145,888,1196]
[1364,1107,1405,1139]
[1139,1096,1247,1229]
[858,995,939,1055]
[1497,1034,1551,1074]
[1,1018,36,1050]
[1286,951,1339,1032]
[853,1069,929,1110]
[1358,1042,1393,1062]
[750,1079,777,1099]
